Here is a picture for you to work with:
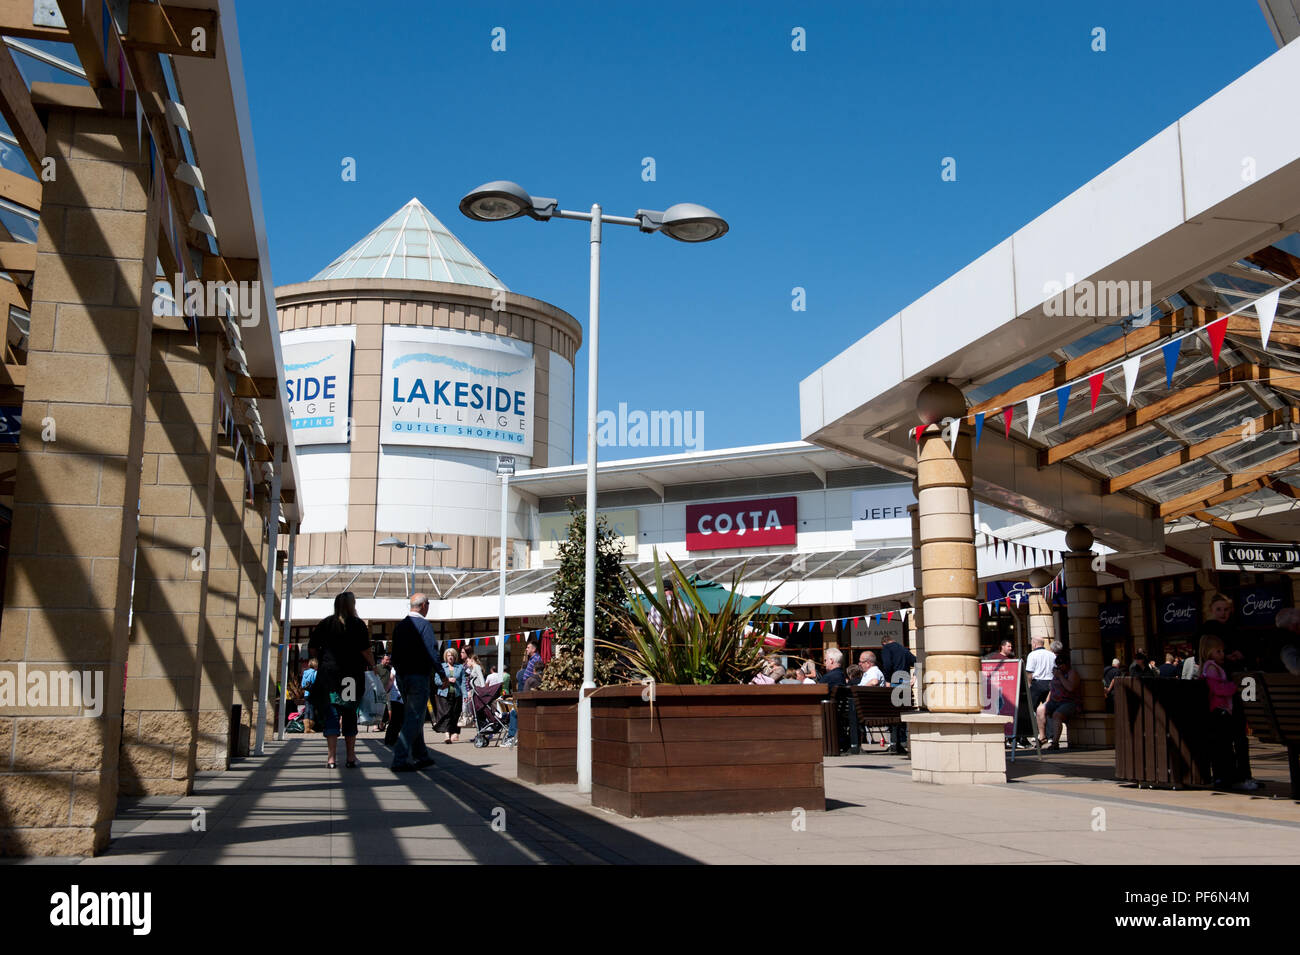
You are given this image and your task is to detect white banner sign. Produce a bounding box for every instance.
[851,485,915,541]
[381,329,534,455]
[283,336,352,445]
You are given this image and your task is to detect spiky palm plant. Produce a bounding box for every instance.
[602,550,780,685]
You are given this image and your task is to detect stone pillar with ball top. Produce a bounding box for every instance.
[903,382,1011,784]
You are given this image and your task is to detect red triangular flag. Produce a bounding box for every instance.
[1003,406,1013,438]
[1005,596,1012,610]
[887,611,895,621]
[1207,318,1228,365]
[978,602,984,618]
[1089,372,1104,411]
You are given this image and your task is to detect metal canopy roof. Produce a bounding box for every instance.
[288,546,912,604]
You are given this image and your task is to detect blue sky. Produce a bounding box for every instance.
[238,0,1276,461]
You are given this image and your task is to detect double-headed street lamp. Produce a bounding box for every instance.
[460,180,728,793]
[379,537,451,597]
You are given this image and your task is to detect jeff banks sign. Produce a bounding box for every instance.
[851,486,914,541]
[381,328,535,456]
[1213,539,1300,573]
[685,496,797,551]
[283,336,352,445]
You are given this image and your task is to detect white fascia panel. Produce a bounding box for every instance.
[900,238,1018,382]
[1180,37,1300,222]
[1013,125,1186,316]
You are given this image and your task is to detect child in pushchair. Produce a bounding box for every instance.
[469,681,508,747]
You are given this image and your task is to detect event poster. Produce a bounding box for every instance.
[981,658,1021,738]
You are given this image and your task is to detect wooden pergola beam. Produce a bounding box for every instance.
[1246,246,1300,281]
[1162,545,1204,568]
[0,241,35,274]
[0,44,45,172]
[0,1,69,41]
[0,168,39,211]
[1104,406,1297,494]
[1040,363,1262,467]
[1190,511,1275,543]
[968,311,1186,418]
[1156,449,1300,517]
[1165,478,1269,521]
[122,3,217,59]
[54,1,112,87]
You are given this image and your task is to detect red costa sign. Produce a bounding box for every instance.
[685,496,797,551]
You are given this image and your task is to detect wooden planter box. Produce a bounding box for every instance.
[516,690,579,784]
[591,684,827,817]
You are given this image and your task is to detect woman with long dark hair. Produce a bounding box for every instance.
[307,592,375,768]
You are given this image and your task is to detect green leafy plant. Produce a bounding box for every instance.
[540,499,629,690]
[603,550,782,685]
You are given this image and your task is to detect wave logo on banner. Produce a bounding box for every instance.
[284,337,352,445]
[382,331,535,456]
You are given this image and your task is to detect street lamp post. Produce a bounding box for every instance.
[378,537,451,597]
[460,181,728,793]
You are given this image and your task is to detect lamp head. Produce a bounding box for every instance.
[459,181,556,222]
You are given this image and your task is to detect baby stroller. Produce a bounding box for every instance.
[470,682,508,747]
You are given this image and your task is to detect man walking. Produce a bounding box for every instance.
[879,633,916,755]
[390,593,440,772]
[1026,635,1056,744]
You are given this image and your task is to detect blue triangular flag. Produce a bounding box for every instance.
[1056,384,1071,425]
[974,412,985,449]
[1163,338,1182,388]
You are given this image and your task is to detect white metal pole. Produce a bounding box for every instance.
[498,472,508,677]
[577,204,601,794]
[409,546,416,598]
[254,445,283,756]
[275,524,297,741]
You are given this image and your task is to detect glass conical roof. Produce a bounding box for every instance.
[312,198,508,290]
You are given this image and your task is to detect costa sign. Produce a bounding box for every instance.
[685,496,797,551]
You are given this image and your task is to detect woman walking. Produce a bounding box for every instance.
[433,647,465,743]
[307,592,375,768]
[461,648,485,727]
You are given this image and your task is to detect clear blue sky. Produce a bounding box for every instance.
[237,0,1276,461]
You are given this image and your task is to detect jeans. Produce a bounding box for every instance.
[890,676,909,749]
[392,674,433,768]
[383,700,404,746]
[506,709,517,740]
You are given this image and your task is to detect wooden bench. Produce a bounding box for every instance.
[830,684,912,755]
[1239,672,1300,796]
[1113,677,1211,789]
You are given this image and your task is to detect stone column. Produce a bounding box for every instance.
[233,486,269,754]
[0,105,158,855]
[1026,568,1056,653]
[1063,524,1112,746]
[196,381,248,771]
[908,498,925,661]
[120,329,220,794]
[903,382,1011,784]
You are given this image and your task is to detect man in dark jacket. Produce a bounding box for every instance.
[879,634,916,755]
[816,647,847,687]
[389,593,440,772]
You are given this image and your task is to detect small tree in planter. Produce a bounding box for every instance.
[540,498,629,690]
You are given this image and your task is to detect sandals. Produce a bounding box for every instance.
[326,759,337,769]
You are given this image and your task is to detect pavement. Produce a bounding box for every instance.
[24,729,1300,865]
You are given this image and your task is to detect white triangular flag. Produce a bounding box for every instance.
[1256,288,1280,350]
[948,418,960,454]
[1024,394,1041,438]
[1121,355,1141,405]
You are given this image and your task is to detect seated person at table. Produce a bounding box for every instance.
[858,651,885,687]
[1040,651,1082,751]
[817,647,846,686]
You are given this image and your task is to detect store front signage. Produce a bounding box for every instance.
[1156,593,1200,635]
[381,328,534,455]
[985,580,1065,607]
[1213,539,1300,573]
[851,486,914,541]
[685,496,797,551]
[1099,602,1128,637]
[1235,583,1288,626]
[539,509,638,562]
[282,336,352,445]
[0,406,19,446]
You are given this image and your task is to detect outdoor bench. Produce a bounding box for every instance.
[827,684,912,755]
